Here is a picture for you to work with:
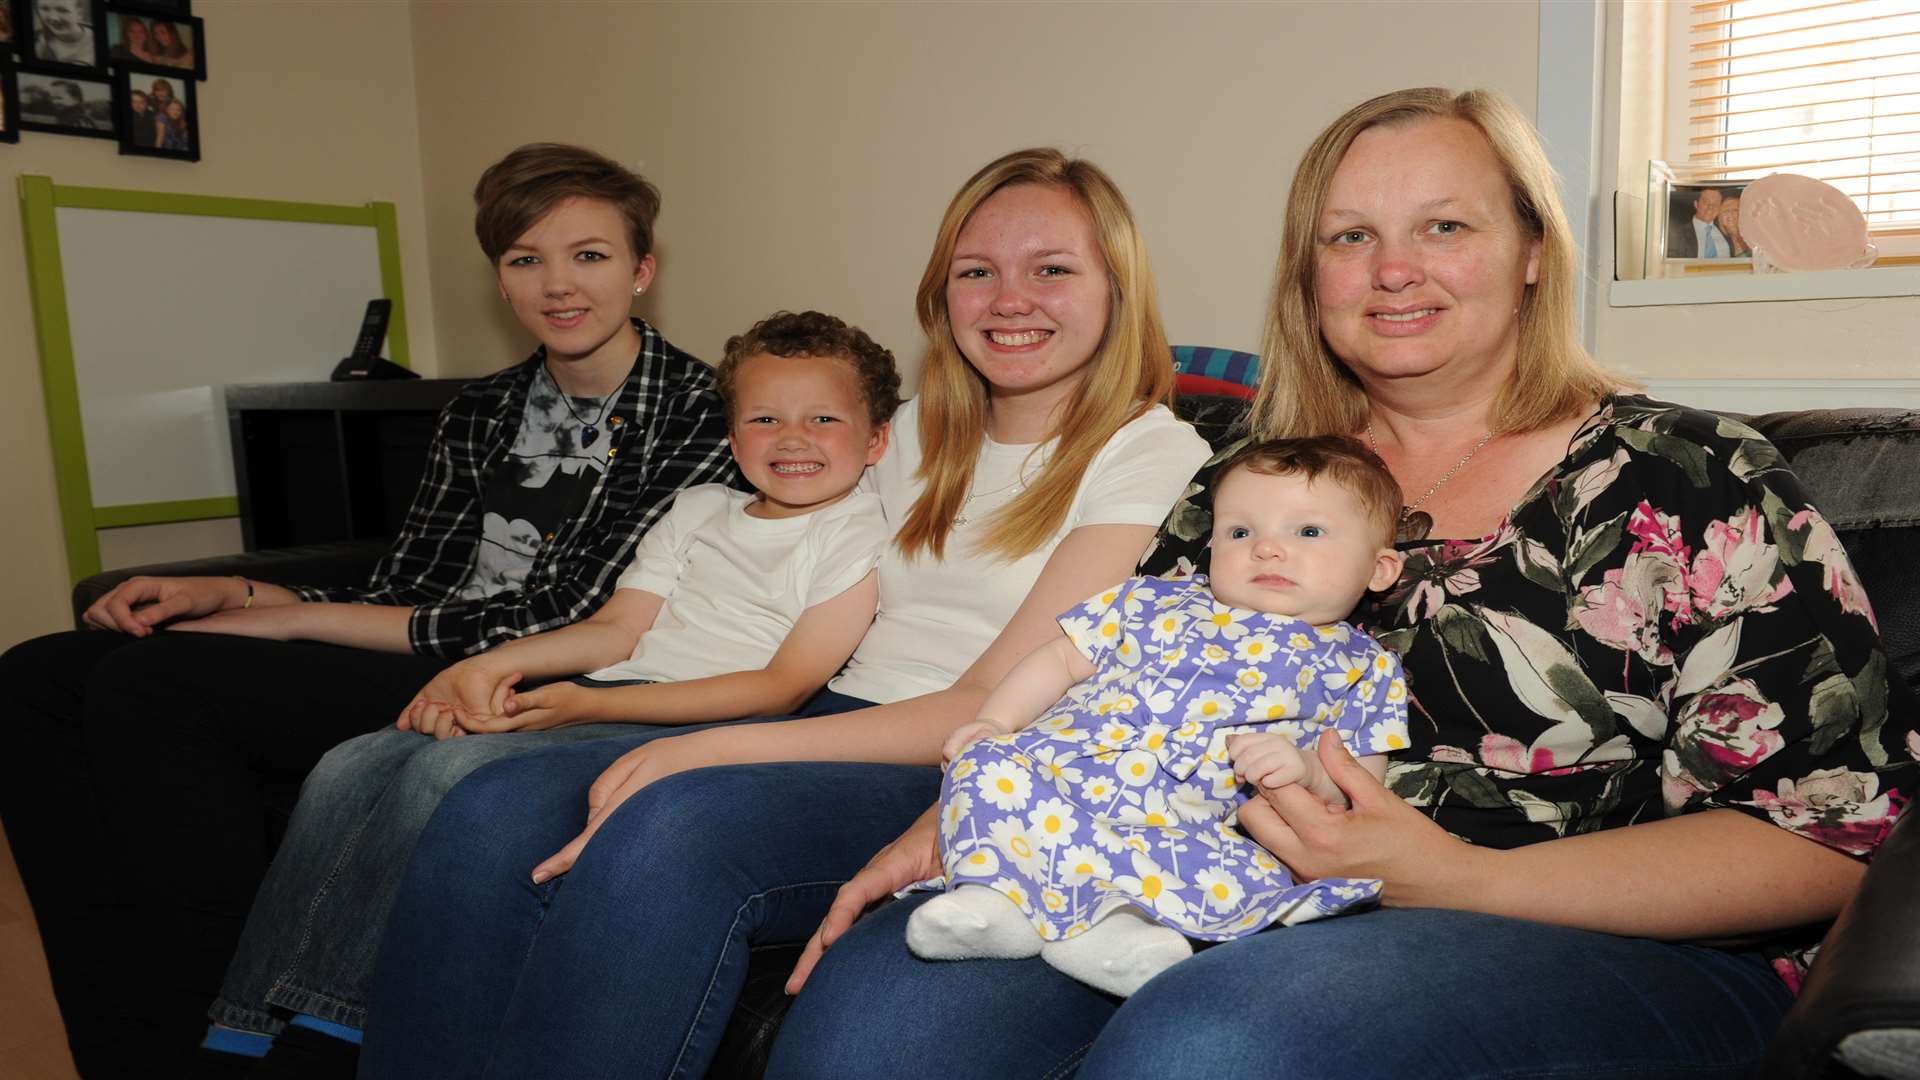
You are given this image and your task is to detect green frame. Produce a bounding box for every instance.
[18,175,411,581]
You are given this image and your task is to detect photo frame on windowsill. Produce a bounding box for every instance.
[1646,160,1762,279]
[116,60,195,160]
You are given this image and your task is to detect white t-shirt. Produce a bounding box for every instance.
[830,399,1210,705]
[585,485,888,684]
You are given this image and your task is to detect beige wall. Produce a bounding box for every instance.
[1,0,437,648]
[5,0,1543,649]
[407,0,1540,389]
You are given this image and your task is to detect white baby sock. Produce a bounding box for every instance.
[905,885,1042,960]
[1039,907,1191,997]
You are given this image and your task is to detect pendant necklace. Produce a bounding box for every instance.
[545,363,618,448]
[1365,420,1495,543]
[953,466,1036,528]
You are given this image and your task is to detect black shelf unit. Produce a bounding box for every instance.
[225,380,469,551]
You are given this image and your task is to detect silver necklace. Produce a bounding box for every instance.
[953,468,1035,528]
[544,364,618,448]
[1365,420,1494,540]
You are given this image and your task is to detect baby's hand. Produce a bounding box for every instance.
[1228,732,1311,791]
[1229,732,1351,809]
[942,720,1006,764]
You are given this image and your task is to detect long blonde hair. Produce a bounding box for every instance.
[1250,87,1615,440]
[896,148,1175,562]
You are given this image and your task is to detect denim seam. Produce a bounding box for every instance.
[207,996,285,1037]
[259,979,368,1030]
[265,792,384,1011]
[667,878,846,1080]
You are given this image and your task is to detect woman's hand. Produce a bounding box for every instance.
[785,807,942,995]
[398,661,520,740]
[529,733,718,883]
[84,575,246,635]
[1238,732,1484,908]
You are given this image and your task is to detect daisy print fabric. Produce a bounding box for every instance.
[937,574,1409,943]
[1138,396,1920,988]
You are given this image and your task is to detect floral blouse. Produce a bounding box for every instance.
[1139,394,1918,987]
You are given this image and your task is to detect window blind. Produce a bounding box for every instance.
[1686,0,1920,230]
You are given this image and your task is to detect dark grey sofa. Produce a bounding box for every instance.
[71,400,1920,1078]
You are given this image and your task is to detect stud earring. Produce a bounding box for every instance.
[635,286,645,295]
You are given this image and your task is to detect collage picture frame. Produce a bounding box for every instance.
[2,0,202,158]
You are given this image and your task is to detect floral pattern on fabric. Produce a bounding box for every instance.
[1139,395,1918,986]
[937,574,1408,942]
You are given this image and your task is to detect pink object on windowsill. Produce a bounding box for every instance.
[1738,173,1877,274]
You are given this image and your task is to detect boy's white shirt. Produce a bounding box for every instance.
[585,484,887,684]
[830,398,1211,706]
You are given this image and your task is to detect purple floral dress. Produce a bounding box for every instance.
[937,574,1408,943]
[1138,395,1918,988]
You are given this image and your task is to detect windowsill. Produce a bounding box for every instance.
[1609,266,1920,307]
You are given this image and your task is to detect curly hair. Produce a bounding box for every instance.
[716,310,901,428]
[473,143,662,264]
[1215,435,1404,548]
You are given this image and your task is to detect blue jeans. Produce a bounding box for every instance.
[361,692,941,1080]
[210,695,696,1034]
[768,895,1796,1079]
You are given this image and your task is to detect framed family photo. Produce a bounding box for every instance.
[1,1,21,55]
[0,60,19,142]
[116,61,194,159]
[22,0,106,71]
[105,5,202,78]
[17,63,111,136]
[1646,160,1761,277]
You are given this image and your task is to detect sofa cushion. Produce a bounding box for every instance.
[1750,408,1920,695]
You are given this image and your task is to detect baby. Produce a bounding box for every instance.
[909,435,1410,996]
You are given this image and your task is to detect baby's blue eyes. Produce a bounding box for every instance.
[1222,525,1324,540]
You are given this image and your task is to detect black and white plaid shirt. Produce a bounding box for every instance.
[292,319,739,657]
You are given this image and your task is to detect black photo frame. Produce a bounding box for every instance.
[114,0,186,13]
[115,61,194,159]
[1,1,24,56]
[104,5,201,79]
[0,60,19,142]
[21,0,106,72]
[16,62,111,136]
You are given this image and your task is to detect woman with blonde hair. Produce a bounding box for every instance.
[771,87,1915,1079]
[359,147,1209,1078]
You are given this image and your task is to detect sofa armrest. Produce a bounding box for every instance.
[70,540,392,629]
[1765,808,1920,1079]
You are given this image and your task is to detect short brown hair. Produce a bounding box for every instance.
[1215,435,1403,548]
[1251,87,1619,442]
[716,310,901,428]
[473,143,662,264]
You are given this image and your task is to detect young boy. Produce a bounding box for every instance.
[403,308,899,735]
[910,436,1410,997]
[203,309,899,1072]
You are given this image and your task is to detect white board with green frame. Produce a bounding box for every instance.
[19,176,411,581]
